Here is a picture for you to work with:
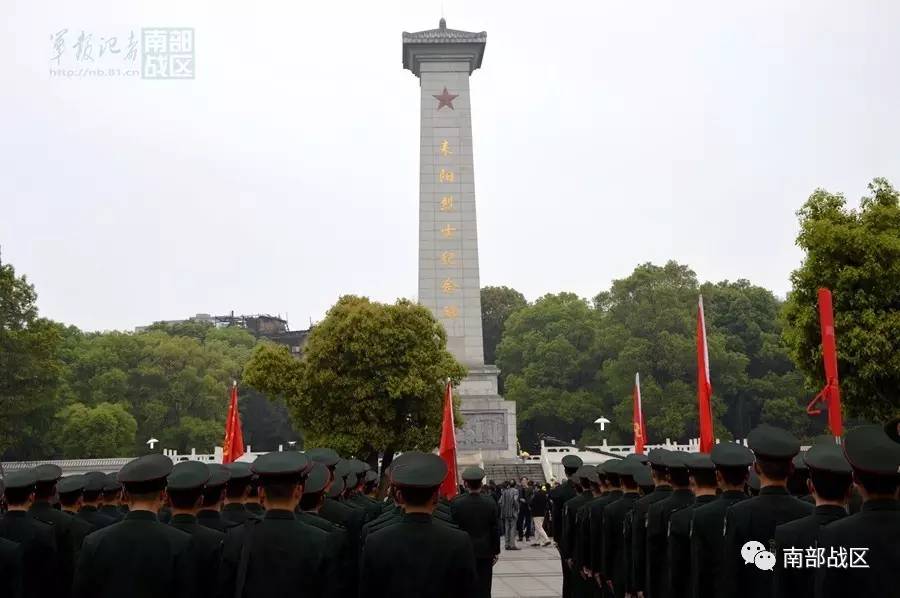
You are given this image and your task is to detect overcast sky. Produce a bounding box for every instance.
[2,1,898,332]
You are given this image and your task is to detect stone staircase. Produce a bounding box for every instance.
[484,461,546,485]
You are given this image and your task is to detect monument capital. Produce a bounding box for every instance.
[402,18,487,77]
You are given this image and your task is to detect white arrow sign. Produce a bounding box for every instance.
[146,437,159,450]
[594,417,611,431]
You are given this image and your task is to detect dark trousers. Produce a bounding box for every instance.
[561,548,572,598]
[474,558,493,598]
[517,505,532,538]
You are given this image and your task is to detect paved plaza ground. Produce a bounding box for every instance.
[492,544,563,597]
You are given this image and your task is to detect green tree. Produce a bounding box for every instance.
[52,402,137,458]
[480,286,527,365]
[0,262,64,459]
[244,296,466,469]
[496,292,604,450]
[783,178,900,423]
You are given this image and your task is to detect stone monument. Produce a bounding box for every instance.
[403,19,517,461]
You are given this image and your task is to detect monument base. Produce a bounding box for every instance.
[456,365,517,461]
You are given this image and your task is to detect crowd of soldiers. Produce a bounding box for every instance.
[0,448,504,598]
[546,422,900,598]
[0,422,897,598]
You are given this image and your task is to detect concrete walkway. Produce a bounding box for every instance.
[492,544,563,597]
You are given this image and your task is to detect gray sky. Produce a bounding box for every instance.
[3,1,899,332]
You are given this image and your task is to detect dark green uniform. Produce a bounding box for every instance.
[0,536,23,598]
[76,506,114,530]
[815,499,899,597]
[168,514,224,598]
[73,510,196,598]
[221,503,257,525]
[549,474,580,598]
[587,489,622,585]
[196,509,239,533]
[297,511,351,597]
[646,488,694,598]
[360,512,477,598]
[98,505,122,523]
[0,510,58,598]
[667,494,715,598]
[601,491,640,598]
[814,425,900,598]
[631,484,672,595]
[562,489,593,597]
[689,490,747,598]
[722,486,813,597]
[773,505,846,598]
[29,501,93,598]
[450,490,501,598]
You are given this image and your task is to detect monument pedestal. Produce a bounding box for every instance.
[456,365,517,461]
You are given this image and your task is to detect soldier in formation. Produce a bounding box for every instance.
[1,422,897,598]
[544,423,899,598]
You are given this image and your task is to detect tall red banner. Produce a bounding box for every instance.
[222,381,245,464]
[438,381,459,499]
[806,288,843,438]
[633,373,647,454]
[696,296,715,453]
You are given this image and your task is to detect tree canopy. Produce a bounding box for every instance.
[244,296,466,465]
[783,178,900,422]
[480,286,527,366]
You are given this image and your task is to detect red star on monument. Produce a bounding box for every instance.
[433,87,459,110]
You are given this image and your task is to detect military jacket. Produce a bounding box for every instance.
[773,504,846,598]
[359,512,477,598]
[449,492,501,559]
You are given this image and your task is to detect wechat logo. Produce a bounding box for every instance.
[741,541,776,571]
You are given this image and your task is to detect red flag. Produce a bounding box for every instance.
[438,380,459,499]
[632,373,647,454]
[222,381,245,464]
[696,296,715,453]
[806,288,843,438]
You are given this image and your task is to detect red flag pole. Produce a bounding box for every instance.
[806,288,843,439]
[438,379,459,499]
[633,373,647,454]
[696,296,715,453]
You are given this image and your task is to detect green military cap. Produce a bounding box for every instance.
[224,462,253,481]
[619,459,646,479]
[602,459,625,475]
[3,469,38,490]
[561,455,583,468]
[884,417,900,444]
[167,461,210,491]
[747,469,761,491]
[334,459,354,480]
[390,452,447,488]
[624,453,649,465]
[252,451,311,477]
[117,454,174,484]
[711,442,754,467]
[792,452,808,471]
[103,473,122,492]
[662,451,690,469]
[461,466,485,482]
[84,471,108,492]
[307,448,341,467]
[647,448,671,467]
[303,463,330,495]
[842,425,900,476]
[633,465,653,487]
[205,464,231,488]
[326,474,345,498]
[811,434,838,446]
[344,459,370,482]
[686,453,715,471]
[364,470,378,484]
[803,442,851,474]
[747,424,800,459]
[57,475,86,495]
[34,464,63,483]
[573,465,598,483]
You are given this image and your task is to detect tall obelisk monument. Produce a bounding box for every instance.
[403,19,516,460]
